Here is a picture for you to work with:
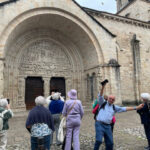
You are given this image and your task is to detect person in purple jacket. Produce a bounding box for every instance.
[62,89,84,150]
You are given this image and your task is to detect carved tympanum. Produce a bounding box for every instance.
[19,39,72,75]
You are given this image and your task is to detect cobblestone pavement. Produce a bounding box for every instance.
[6,108,147,150]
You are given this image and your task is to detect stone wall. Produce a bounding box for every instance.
[117,0,129,11]
[93,13,150,103]
[1,0,149,108]
[118,0,150,22]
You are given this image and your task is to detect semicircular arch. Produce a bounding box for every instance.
[1,7,104,65]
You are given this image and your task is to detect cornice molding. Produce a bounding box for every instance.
[84,7,150,29]
[72,0,116,37]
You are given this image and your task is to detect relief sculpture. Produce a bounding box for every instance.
[19,39,72,76]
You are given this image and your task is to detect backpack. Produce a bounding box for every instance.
[0,110,8,131]
[94,101,116,120]
[92,99,98,109]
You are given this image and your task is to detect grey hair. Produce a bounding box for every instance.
[35,96,46,106]
[51,92,61,100]
[0,98,8,108]
[141,93,150,101]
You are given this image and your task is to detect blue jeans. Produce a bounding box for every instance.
[94,121,113,150]
[51,114,61,145]
[31,135,51,150]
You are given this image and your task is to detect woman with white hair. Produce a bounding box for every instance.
[137,93,150,150]
[26,96,54,150]
[0,98,13,150]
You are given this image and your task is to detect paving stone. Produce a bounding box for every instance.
[6,109,147,150]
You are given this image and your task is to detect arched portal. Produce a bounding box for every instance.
[2,10,103,110]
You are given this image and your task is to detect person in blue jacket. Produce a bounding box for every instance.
[137,93,150,150]
[49,92,64,145]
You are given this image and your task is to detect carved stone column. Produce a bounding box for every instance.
[86,74,90,101]
[65,77,72,99]
[17,77,26,108]
[131,35,141,103]
[0,59,4,98]
[43,77,50,98]
[108,60,121,105]
[96,68,103,97]
[94,75,99,99]
[99,60,121,105]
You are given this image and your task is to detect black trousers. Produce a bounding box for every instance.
[144,124,150,146]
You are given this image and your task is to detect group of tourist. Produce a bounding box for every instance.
[0,80,150,150]
[26,89,84,150]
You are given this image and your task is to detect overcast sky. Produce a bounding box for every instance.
[75,0,117,14]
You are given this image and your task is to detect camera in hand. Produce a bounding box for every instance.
[7,99,10,104]
[101,79,109,86]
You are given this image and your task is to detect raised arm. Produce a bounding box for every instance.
[100,84,106,96]
[98,83,107,106]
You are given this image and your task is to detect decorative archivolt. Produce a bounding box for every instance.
[5,29,84,76]
[1,7,103,65]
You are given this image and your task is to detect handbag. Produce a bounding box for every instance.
[57,117,66,143]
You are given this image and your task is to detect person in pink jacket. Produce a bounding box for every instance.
[62,89,84,150]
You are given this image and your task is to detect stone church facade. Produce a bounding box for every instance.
[0,0,149,111]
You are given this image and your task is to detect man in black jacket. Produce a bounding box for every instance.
[137,93,150,150]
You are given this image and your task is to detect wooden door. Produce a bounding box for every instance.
[50,77,66,98]
[25,77,44,110]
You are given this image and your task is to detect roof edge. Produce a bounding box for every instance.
[0,0,19,7]
[0,0,116,38]
[84,7,150,26]
[72,0,116,37]
[0,0,116,37]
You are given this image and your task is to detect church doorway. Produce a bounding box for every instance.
[25,77,44,110]
[50,77,66,99]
